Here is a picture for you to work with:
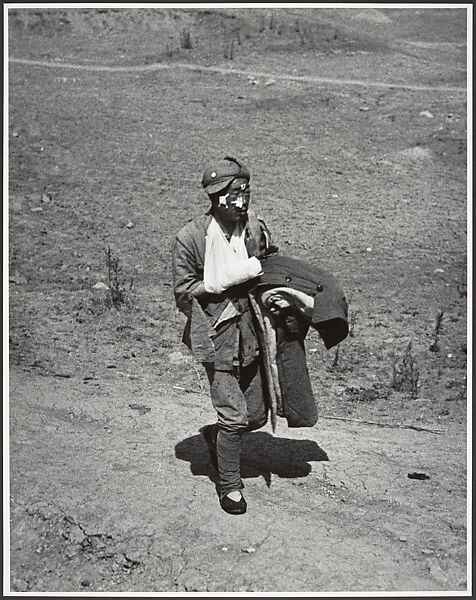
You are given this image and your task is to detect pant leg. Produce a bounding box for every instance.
[205,360,267,495]
[205,367,247,495]
[238,360,268,431]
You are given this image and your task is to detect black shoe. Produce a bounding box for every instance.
[200,424,218,471]
[220,492,247,515]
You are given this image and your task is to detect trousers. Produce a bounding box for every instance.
[205,359,268,494]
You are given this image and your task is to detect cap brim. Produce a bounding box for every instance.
[203,176,235,195]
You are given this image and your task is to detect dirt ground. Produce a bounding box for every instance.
[6,6,469,595]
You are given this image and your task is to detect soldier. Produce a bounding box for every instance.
[172,156,275,515]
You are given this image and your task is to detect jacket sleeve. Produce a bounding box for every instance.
[172,234,208,318]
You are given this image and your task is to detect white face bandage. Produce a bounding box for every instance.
[218,193,229,206]
[218,181,249,210]
[231,197,244,209]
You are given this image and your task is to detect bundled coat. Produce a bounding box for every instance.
[252,253,349,428]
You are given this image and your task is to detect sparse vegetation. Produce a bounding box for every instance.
[348,308,358,338]
[345,382,389,403]
[165,43,176,58]
[224,40,234,60]
[390,341,420,398]
[258,15,266,33]
[429,309,445,352]
[104,245,133,309]
[332,344,340,369]
[456,271,467,297]
[179,27,192,50]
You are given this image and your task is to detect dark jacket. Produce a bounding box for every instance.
[253,254,349,428]
[172,211,273,367]
[256,253,349,349]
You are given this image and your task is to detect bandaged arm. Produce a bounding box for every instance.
[204,256,262,294]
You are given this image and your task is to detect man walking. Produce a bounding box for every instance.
[172,156,275,515]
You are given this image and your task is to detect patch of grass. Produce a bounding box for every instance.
[104,245,133,310]
[165,43,177,58]
[225,40,234,60]
[258,15,266,33]
[456,271,467,298]
[390,341,420,399]
[332,344,340,369]
[348,308,358,338]
[179,28,193,50]
[429,309,444,352]
[345,382,389,403]
[235,27,242,46]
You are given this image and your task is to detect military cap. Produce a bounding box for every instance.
[201,156,250,195]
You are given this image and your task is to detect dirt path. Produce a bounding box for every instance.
[8,57,467,93]
[8,367,468,593]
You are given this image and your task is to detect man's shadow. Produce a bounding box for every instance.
[174,429,329,488]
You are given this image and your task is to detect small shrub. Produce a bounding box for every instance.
[390,341,420,398]
[348,308,358,338]
[144,54,158,65]
[429,309,444,352]
[165,43,176,58]
[224,40,234,60]
[456,271,467,297]
[180,28,192,50]
[332,344,340,369]
[105,245,133,309]
[345,383,389,403]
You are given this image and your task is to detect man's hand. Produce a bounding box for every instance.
[261,287,314,320]
[263,293,292,315]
